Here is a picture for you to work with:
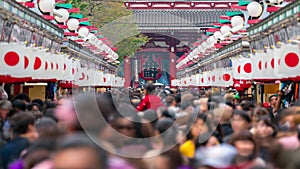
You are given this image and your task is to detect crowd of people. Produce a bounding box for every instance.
[1,83,300,169]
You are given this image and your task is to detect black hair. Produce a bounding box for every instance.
[10,112,36,135]
[175,94,181,104]
[197,132,221,147]
[185,113,212,140]
[12,99,26,111]
[225,101,234,108]
[144,83,155,94]
[257,116,277,136]
[233,110,251,123]
[29,103,42,111]
[161,110,176,120]
[229,130,257,160]
[32,99,44,108]
[14,93,30,102]
[269,94,278,102]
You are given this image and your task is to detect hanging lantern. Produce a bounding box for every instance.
[38,0,55,13]
[78,27,90,37]
[67,19,80,31]
[231,16,244,28]
[112,53,119,60]
[54,8,69,23]
[207,36,216,45]
[247,1,263,17]
[220,25,231,35]
[213,31,222,40]
[240,80,252,89]
[233,81,244,91]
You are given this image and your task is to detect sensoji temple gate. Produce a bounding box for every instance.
[123,0,239,87]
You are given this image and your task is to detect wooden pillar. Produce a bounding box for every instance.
[124,57,132,88]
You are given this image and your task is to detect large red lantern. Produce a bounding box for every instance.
[233,80,244,91]
[240,80,252,89]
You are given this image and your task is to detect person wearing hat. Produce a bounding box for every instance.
[233,93,241,107]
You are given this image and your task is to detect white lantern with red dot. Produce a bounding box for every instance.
[78,27,90,37]
[247,1,263,17]
[231,16,244,28]
[38,0,55,13]
[67,19,80,31]
[220,25,231,35]
[54,9,69,23]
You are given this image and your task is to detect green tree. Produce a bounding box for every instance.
[66,0,149,62]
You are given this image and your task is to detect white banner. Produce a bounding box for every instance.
[278,44,300,78]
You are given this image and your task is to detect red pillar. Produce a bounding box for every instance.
[124,57,132,88]
[169,53,176,88]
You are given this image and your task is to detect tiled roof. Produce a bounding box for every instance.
[133,10,234,28]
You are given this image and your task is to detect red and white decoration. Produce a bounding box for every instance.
[172,68,234,88]
[221,69,234,87]
[0,43,29,77]
[277,44,300,79]
[231,57,252,80]
[0,43,123,87]
[250,52,264,80]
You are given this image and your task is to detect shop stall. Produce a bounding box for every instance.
[247,0,300,104]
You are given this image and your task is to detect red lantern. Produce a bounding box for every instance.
[240,80,252,89]
[233,81,244,91]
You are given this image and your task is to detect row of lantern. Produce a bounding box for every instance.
[74,68,124,87]
[176,14,245,69]
[17,0,119,61]
[172,69,252,91]
[171,68,234,87]
[172,43,299,88]
[176,0,287,69]
[0,43,124,86]
[231,44,300,81]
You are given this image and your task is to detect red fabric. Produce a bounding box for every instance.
[136,94,164,111]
